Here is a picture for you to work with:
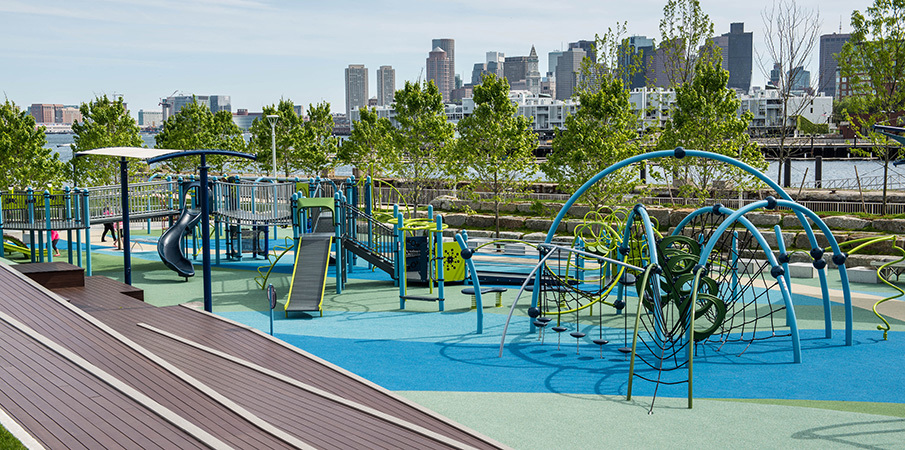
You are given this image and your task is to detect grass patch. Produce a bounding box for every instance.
[0,426,26,449]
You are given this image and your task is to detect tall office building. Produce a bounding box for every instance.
[569,40,596,61]
[432,38,455,93]
[789,66,811,92]
[503,46,540,91]
[376,65,396,106]
[504,55,529,83]
[819,33,850,98]
[619,36,655,89]
[712,23,753,92]
[769,63,782,87]
[345,64,369,117]
[547,50,564,78]
[555,48,585,100]
[426,47,453,101]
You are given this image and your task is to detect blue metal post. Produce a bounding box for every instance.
[27,188,35,263]
[44,190,53,263]
[436,214,444,311]
[64,187,73,263]
[74,189,82,268]
[397,213,405,309]
[120,157,132,285]
[200,155,213,312]
[393,203,400,287]
[0,191,4,259]
[83,189,92,276]
[335,193,343,294]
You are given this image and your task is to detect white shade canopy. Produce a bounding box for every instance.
[74,147,184,160]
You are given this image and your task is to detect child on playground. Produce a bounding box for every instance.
[102,206,117,242]
[51,230,60,257]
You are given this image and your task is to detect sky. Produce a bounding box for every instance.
[0,0,872,118]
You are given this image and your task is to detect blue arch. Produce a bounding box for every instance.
[697,199,853,346]
[545,148,852,344]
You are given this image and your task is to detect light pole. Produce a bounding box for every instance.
[266,114,279,178]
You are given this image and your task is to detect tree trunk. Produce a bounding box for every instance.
[882,157,889,216]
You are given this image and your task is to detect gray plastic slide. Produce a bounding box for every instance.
[157,207,203,278]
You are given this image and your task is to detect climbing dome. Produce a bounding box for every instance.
[500,148,854,409]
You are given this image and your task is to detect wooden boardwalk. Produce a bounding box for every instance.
[0,262,506,449]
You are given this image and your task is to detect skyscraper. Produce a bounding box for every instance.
[547,50,564,78]
[819,33,850,98]
[345,64,369,118]
[619,36,655,89]
[432,38,455,93]
[426,47,452,101]
[715,23,753,92]
[376,65,396,106]
[555,48,585,100]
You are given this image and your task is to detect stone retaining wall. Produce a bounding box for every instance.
[426,196,905,268]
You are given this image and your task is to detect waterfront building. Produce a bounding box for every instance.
[345,64,369,118]
[232,109,263,131]
[29,104,82,125]
[629,88,677,129]
[427,47,453,101]
[738,89,833,134]
[376,65,395,106]
[138,110,163,128]
[29,104,59,123]
[161,95,231,121]
[819,33,850,98]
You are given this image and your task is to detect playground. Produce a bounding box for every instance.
[2,146,905,448]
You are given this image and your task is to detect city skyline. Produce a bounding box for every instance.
[1,0,869,117]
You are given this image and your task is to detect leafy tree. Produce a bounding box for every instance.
[452,74,538,237]
[248,99,306,177]
[0,100,67,190]
[388,80,455,216]
[655,57,765,202]
[338,106,394,179]
[656,0,717,87]
[838,0,905,214]
[155,99,246,174]
[759,0,822,186]
[71,95,143,186]
[543,28,645,209]
[298,101,338,177]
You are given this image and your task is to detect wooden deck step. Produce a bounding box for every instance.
[12,262,84,289]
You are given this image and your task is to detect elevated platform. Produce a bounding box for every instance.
[0,261,503,449]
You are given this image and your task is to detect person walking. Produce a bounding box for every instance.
[102,206,117,242]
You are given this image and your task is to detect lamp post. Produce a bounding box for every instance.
[266,114,279,178]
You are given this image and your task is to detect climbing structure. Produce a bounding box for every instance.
[499,148,856,410]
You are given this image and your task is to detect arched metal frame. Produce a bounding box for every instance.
[540,148,853,347]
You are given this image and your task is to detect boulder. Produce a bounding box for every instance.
[872,219,905,234]
[497,215,527,229]
[443,213,468,228]
[465,214,494,228]
[823,216,869,231]
[745,212,781,227]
